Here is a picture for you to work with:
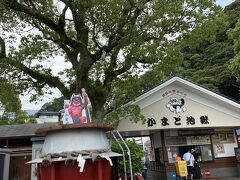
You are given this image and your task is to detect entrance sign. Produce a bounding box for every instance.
[165,136,187,145]
[146,95,210,127]
[191,136,211,144]
[146,115,210,127]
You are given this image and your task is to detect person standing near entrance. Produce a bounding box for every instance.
[192,150,202,179]
[183,149,195,180]
[142,156,150,180]
[173,153,182,162]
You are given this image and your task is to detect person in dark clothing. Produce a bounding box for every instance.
[142,156,150,180]
[192,150,200,162]
[192,150,202,179]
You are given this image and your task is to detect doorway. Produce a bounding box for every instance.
[179,145,195,158]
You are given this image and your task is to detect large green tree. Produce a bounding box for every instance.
[0,0,223,122]
[0,39,22,121]
[0,79,37,125]
[228,0,240,80]
[177,0,240,102]
[0,79,21,115]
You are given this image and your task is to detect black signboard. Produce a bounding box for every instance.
[165,136,187,145]
[178,129,215,136]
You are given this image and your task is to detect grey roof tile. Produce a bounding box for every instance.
[0,123,56,139]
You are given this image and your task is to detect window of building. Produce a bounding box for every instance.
[167,146,179,163]
[196,145,213,161]
[212,130,237,158]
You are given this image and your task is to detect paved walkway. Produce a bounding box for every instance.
[147,176,240,180]
[217,177,240,180]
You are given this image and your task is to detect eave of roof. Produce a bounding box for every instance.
[0,123,57,139]
[128,75,240,109]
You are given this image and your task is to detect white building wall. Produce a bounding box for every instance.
[36,116,58,124]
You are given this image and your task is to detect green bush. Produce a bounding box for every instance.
[111,139,146,176]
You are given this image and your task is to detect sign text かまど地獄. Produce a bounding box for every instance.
[147,115,209,127]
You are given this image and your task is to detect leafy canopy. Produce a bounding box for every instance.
[0,0,223,122]
[0,79,21,115]
[0,110,37,125]
[177,1,240,102]
[228,20,240,80]
[227,0,240,81]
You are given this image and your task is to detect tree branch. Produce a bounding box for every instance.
[5,0,84,50]
[2,58,71,97]
[103,48,132,87]
[68,1,89,45]
[58,2,69,29]
[26,17,79,68]
[27,0,37,10]
[92,1,143,63]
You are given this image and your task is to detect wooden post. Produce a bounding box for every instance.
[5,139,8,148]
[98,160,103,180]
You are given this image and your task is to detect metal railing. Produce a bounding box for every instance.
[112,130,133,180]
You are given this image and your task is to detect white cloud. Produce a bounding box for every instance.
[21,89,62,110]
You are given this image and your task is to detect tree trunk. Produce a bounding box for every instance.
[89,87,107,121]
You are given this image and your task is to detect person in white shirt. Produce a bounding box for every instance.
[183,149,195,180]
